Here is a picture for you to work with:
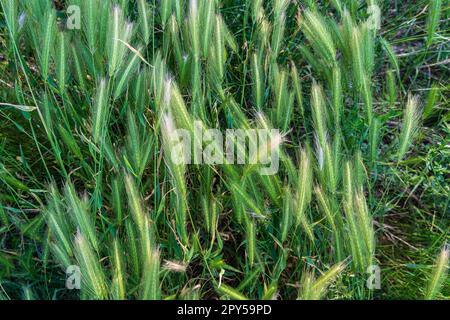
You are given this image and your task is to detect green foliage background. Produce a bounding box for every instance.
[0,0,448,300]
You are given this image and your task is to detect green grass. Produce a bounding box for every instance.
[0,0,448,300]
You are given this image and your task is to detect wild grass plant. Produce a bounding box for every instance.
[0,0,448,300]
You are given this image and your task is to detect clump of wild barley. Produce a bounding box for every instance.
[0,0,441,301]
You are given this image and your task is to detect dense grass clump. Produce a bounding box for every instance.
[0,0,448,300]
